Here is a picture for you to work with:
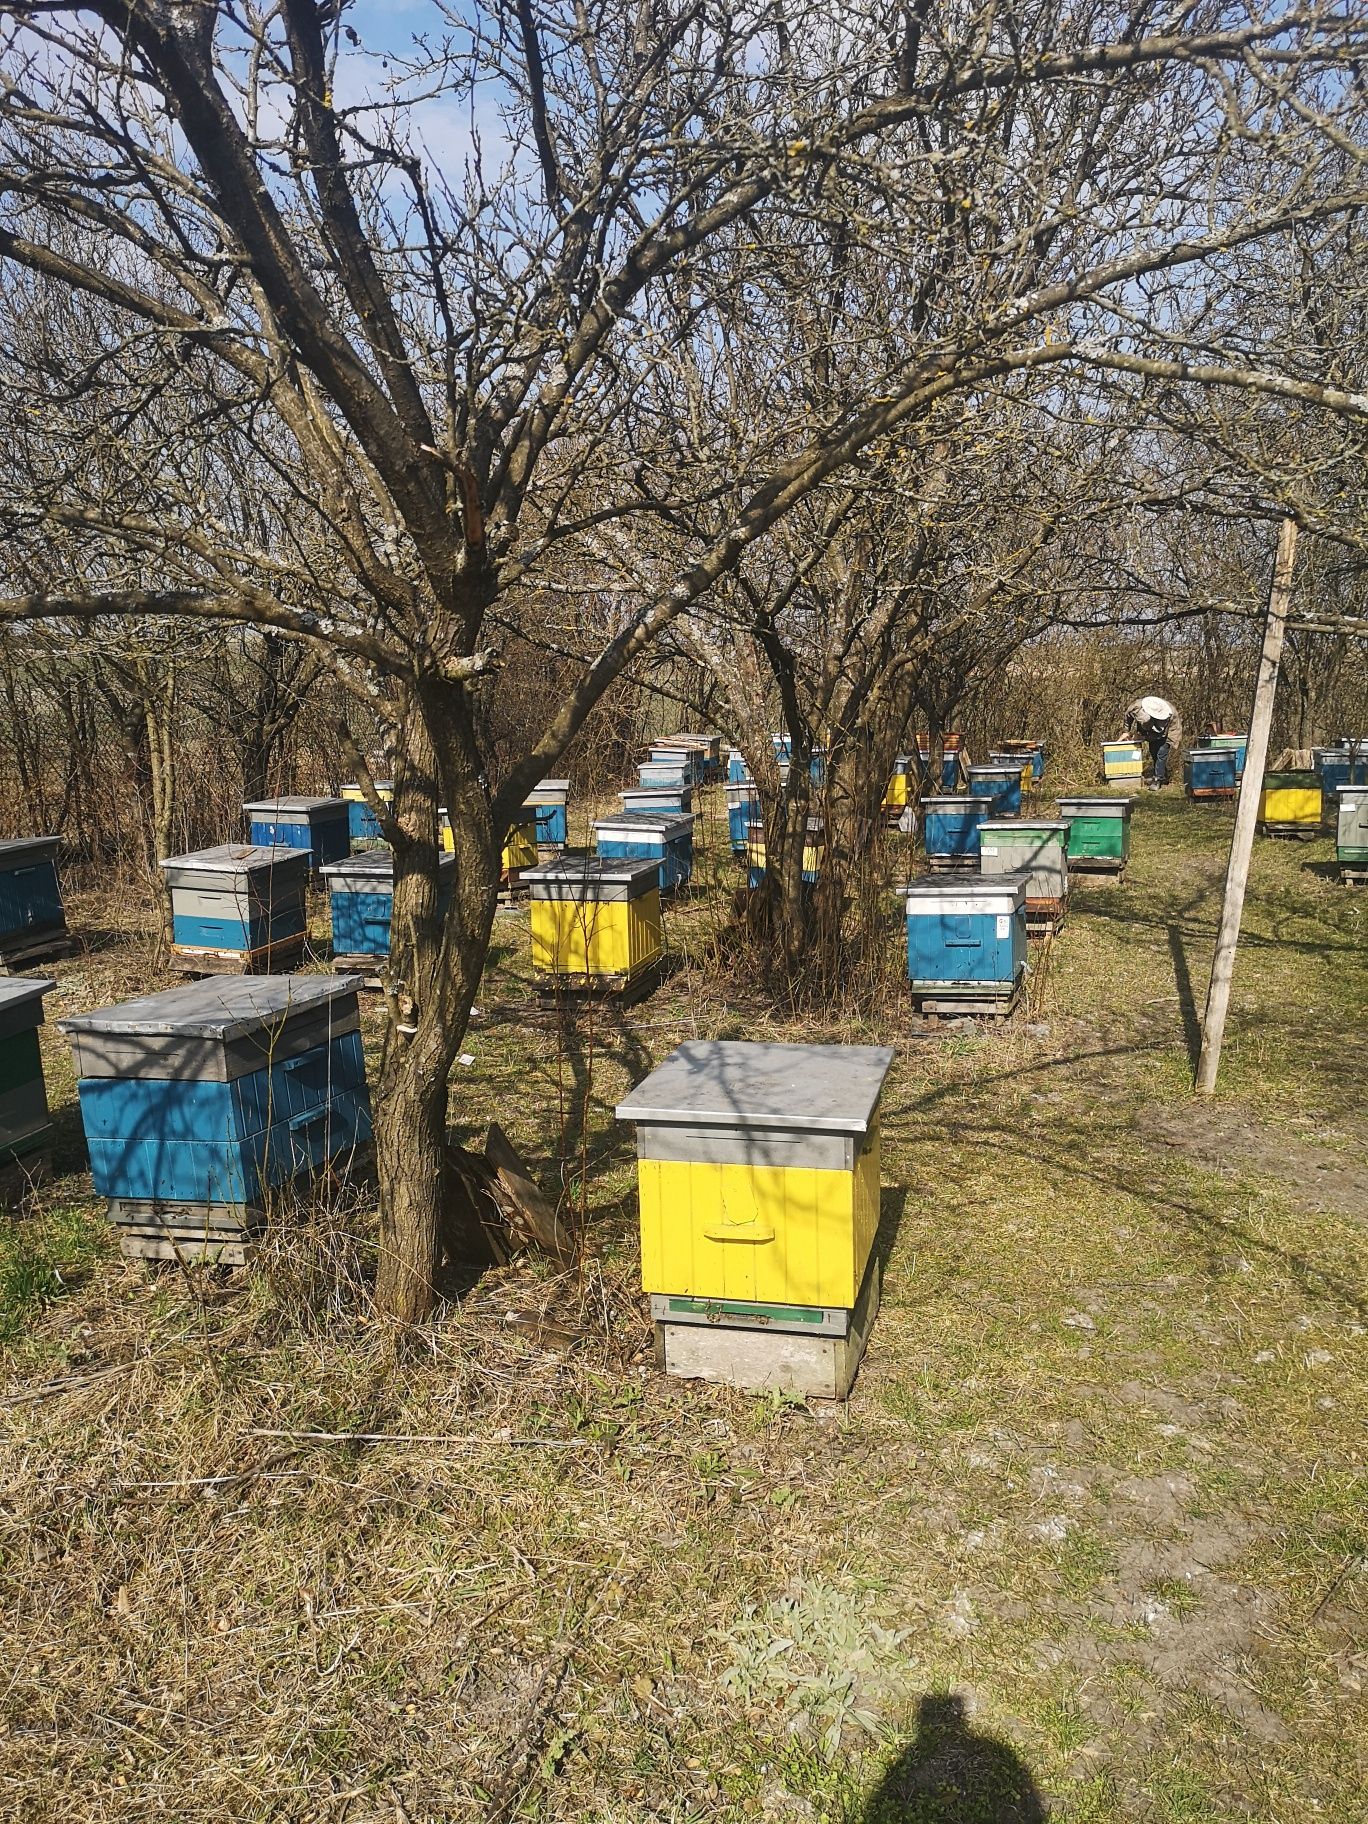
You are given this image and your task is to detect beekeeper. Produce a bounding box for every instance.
[1122,695,1183,788]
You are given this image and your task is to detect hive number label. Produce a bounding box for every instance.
[996,915,1010,938]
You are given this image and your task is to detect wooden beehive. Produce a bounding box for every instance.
[921,796,981,873]
[523,855,663,998]
[339,780,394,843]
[0,837,71,972]
[1101,741,1145,786]
[592,813,695,896]
[746,818,824,886]
[1184,745,1239,799]
[321,850,456,969]
[1336,783,1368,883]
[59,975,372,1262]
[524,778,570,849]
[1258,770,1322,838]
[0,975,56,1200]
[160,844,310,975]
[976,819,1070,932]
[620,784,694,818]
[966,764,1023,816]
[1056,797,1132,873]
[243,796,350,872]
[904,874,1027,1016]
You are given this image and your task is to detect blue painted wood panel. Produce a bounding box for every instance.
[907,906,1026,988]
[171,904,307,952]
[0,861,64,941]
[923,803,982,859]
[248,814,349,868]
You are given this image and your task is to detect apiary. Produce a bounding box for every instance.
[321,849,456,969]
[976,819,1070,933]
[0,976,56,1200]
[1337,784,1368,883]
[59,974,372,1263]
[726,782,759,854]
[1101,741,1145,787]
[243,796,350,872]
[524,779,570,849]
[1056,797,1132,874]
[904,874,1027,1020]
[593,812,695,895]
[967,763,1023,817]
[160,844,310,975]
[0,837,71,971]
[617,1039,893,1397]
[921,796,981,872]
[620,784,694,818]
[1185,744,1239,799]
[998,739,1047,781]
[746,818,824,887]
[1258,770,1322,839]
[340,780,393,843]
[524,855,664,1000]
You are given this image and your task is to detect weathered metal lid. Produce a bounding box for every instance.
[921,795,977,811]
[321,850,455,889]
[593,814,695,839]
[0,835,59,868]
[242,796,346,816]
[975,820,1068,835]
[617,1039,894,1134]
[1056,797,1132,815]
[160,843,310,876]
[967,763,1021,777]
[340,780,394,794]
[526,778,570,801]
[0,976,57,1029]
[1335,782,1368,798]
[58,973,360,1042]
[904,874,1026,910]
[522,855,660,900]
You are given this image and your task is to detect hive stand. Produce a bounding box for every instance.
[618,1038,894,1399]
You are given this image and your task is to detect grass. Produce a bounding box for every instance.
[1,788,1365,1821]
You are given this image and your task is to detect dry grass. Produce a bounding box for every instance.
[2,789,1365,1821]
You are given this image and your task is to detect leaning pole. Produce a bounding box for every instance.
[1194,517,1299,1095]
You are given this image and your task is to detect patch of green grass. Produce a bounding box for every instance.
[0,1198,106,1343]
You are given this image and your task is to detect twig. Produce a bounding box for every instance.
[247,1427,591,1447]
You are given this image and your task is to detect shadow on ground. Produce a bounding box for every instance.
[862,1693,1047,1821]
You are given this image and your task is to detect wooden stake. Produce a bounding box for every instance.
[1195,517,1299,1094]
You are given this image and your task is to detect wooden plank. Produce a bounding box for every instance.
[482,1123,575,1264]
[118,1233,252,1266]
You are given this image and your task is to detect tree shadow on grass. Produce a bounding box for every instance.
[862,1693,1047,1822]
[1165,920,1203,1074]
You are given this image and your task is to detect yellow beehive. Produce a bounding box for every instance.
[1102,741,1144,782]
[1259,771,1321,831]
[525,856,662,983]
[435,811,538,869]
[882,764,909,813]
[618,1040,893,1310]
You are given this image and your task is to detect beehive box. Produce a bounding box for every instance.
[524,856,663,997]
[1337,784,1368,882]
[916,734,962,790]
[726,782,759,854]
[620,784,694,818]
[1259,770,1322,838]
[161,845,310,974]
[990,752,1034,795]
[967,764,1023,817]
[638,756,691,792]
[976,820,1070,931]
[1101,741,1145,786]
[921,796,981,872]
[440,810,538,883]
[998,739,1047,781]
[321,850,456,968]
[1056,797,1132,873]
[726,748,753,784]
[340,780,394,843]
[525,778,570,848]
[593,813,695,896]
[1185,745,1239,799]
[1313,748,1368,829]
[0,837,70,970]
[904,874,1026,1014]
[618,1039,893,1396]
[883,757,911,819]
[746,819,824,887]
[59,975,371,1262]
[650,734,721,781]
[243,796,350,872]
[1207,734,1247,773]
[0,976,56,1198]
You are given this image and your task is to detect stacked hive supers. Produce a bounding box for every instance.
[161,844,310,974]
[59,975,372,1263]
[618,1039,893,1398]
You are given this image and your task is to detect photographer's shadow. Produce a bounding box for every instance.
[863,1693,1047,1821]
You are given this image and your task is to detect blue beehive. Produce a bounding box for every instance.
[1314,747,1368,827]
[321,849,456,965]
[161,845,310,973]
[340,780,394,843]
[904,873,1027,1005]
[727,782,760,854]
[638,758,690,791]
[244,796,350,872]
[967,764,1023,816]
[59,975,371,1262]
[619,785,693,818]
[917,747,960,790]
[0,837,69,967]
[726,748,753,784]
[594,813,695,895]
[922,796,982,871]
[1186,746,1239,798]
[525,778,570,848]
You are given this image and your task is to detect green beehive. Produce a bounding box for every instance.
[0,976,56,1200]
[976,819,1070,933]
[1338,784,1368,883]
[1056,797,1132,874]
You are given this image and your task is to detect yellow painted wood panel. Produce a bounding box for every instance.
[882,773,908,811]
[637,1149,877,1307]
[503,821,538,870]
[530,894,660,976]
[1260,784,1320,825]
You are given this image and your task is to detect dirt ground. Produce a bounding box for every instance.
[1,789,1364,1822]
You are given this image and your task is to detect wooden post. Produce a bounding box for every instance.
[1194,517,1298,1094]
